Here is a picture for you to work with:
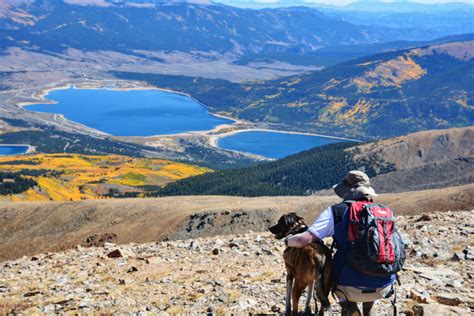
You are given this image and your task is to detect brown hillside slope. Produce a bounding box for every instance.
[350,126,474,192]
[352,125,474,171]
[0,183,472,262]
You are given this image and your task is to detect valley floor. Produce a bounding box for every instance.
[0,210,472,314]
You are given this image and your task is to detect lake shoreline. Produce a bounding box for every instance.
[208,128,360,148]
[16,80,359,158]
[0,144,32,156]
[17,81,241,137]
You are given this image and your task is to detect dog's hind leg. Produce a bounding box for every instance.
[315,279,332,316]
[312,282,319,316]
[285,275,293,316]
[304,282,314,315]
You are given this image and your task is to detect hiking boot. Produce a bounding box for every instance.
[340,302,361,316]
[362,302,374,316]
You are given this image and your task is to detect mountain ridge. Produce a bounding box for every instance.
[113,38,474,139]
[0,0,452,56]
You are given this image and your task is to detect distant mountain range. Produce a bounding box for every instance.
[1,0,466,57]
[113,36,474,138]
[216,0,473,12]
[215,1,474,40]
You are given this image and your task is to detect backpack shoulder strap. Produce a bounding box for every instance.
[332,201,352,225]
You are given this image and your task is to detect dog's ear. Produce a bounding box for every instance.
[285,212,302,226]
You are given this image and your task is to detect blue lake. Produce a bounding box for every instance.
[26,88,234,136]
[0,146,29,156]
[218,131,343,159]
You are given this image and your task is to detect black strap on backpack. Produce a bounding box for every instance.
[330,201,353,251]
[332,202,349,225]
[329,201,351,294]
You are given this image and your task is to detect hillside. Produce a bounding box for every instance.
[0,209,472,314]
[0,0,429,57]
[147,127,474,197]
[0,154,210,202]
[114,38,474,138]
[0,183,472,263]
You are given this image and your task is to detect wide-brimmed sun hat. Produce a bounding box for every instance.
[333,170,378,200]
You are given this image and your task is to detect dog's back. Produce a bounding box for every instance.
[284,243,328,286]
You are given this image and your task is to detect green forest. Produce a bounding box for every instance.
[0,171,38,195]
[146,142,381,197]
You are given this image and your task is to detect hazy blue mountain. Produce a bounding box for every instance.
[214,1,474,40]
[215,0,473,12]
[236,33,474,66]
[342,1,473,13]
[1,0,457,56]
[321,2,474,39]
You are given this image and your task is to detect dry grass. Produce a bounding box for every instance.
[0,183,472,262]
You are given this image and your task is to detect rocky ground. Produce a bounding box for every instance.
[1,210,473,315]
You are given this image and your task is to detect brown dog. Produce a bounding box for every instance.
[269,213,332,316]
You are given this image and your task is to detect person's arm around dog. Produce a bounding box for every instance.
[286,207,334,247]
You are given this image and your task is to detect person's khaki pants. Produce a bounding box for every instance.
[334,284,393,302]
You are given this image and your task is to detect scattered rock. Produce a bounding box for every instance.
[0,210,472,314]
[271,305,281,312]
[238,298,257,310]
[84,233,118,247]
[207,306,216,314]
[415,214,432,222]
[463,246,474,260]
[412,303,470,316]
[434,294,461,306]
[410,290,430,303]
[24,290,42,297]
[127,266,138,273]
[412,304,424,316]
[41,304,56,313]
[55,298,73,306]
[107,249,123,258]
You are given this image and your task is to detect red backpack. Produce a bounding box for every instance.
[345,201,405,276]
